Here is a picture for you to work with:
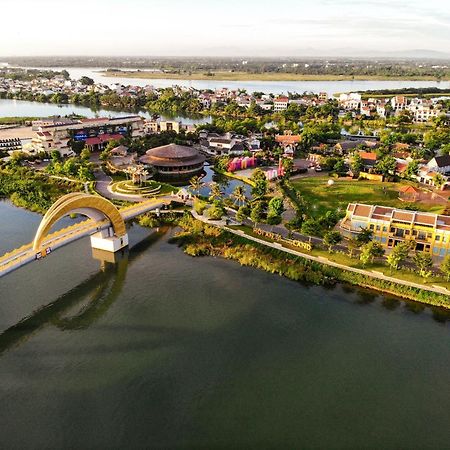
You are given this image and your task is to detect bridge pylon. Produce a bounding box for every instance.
[90,227,129,253]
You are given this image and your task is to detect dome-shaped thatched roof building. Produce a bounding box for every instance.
[139,143,205,180]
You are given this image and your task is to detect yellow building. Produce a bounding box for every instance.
[340,203,450,257]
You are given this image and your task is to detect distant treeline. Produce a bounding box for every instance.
[359,87,450,96]
[3,56,450,78]
[0,68,69,81]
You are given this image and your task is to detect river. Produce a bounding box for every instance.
[10,65,450,96]
[1,200,450,448]
[0,98,211,125]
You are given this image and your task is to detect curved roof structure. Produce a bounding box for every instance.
[139,143,205,167]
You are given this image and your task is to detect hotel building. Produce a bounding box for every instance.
[340,203,450,257]
[31,116,145,156]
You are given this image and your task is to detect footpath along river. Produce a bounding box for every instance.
[1,200,450,448]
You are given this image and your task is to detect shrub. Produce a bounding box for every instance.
[208,202,225,220]
[193,198,207,215]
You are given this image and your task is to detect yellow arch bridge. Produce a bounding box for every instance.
[0,193,171,278]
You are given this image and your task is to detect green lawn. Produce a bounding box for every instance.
[291,176,445,216]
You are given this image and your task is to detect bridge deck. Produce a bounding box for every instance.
[0,198,170,278]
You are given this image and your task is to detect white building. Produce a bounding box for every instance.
[339,93,362,111]
[426,155,450,174]
[273,96,289,112]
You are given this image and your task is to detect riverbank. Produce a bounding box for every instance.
[101,71,450,82]
[167,213,450,309]
[0,167,83,213]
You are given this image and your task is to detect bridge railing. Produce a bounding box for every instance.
[0,197,172,275]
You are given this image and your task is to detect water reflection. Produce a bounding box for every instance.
[336,282,450,325]
[198,164,251,198]
[431,308,450,324]
[0,228,165,355]
[356,291,378,305]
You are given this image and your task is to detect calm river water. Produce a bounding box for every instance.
[0,98,211,126]
[1,200,450,449]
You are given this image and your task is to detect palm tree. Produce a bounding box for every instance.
[209,182,222,202]
[231,185,246,207]
[189,175,205,197]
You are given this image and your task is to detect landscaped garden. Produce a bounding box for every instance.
[110,180,177,197]
[291,176,446,216]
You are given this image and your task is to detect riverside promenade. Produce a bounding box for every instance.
[191,210,450,299]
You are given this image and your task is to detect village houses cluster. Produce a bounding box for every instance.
[339,92,444,123]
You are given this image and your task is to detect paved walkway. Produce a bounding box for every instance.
[191,209,450,298]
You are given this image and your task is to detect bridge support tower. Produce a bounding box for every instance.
[90,227,129,253]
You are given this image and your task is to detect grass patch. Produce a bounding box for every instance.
[291,176,444,216]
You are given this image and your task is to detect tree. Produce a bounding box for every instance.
[375,155,397,177]
[231,185,246,207]
[360,241,385,266]
[413,251,434,279]
[323,231,342,253]
[80,148,91,162]
[189,175,205,197]
[77,165,94,181]
[350,152,363,175]
[441,143,450,156]
[386,241,411,272]
[250,168,268,198]
[356,228,373,245]
[236,205,249,222]
[440,255,450,281]
[250,202,265,224]
[405,160,419,178]
[267,196,284,225]
[268,197,284,217]
[50,150,61,162]
[281,158,294,178]
[208,182,222,202]
[207,202,225,220]
[432,173,446,190]
[301,218,318,236]
[347,237,359,258]
[99,149,110,161]
[61,69,70,80]
[394,110,413,126]
[80,76,94,86]
[105,139,122,152]
[333,159,346,174]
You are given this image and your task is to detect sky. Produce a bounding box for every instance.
[0,0,449,57]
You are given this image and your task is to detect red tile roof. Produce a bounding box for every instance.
[275,135,301,144]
